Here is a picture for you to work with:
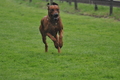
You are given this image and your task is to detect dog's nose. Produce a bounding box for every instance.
[53,13,59,17]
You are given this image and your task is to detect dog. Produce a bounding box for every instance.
[39,2,63,53]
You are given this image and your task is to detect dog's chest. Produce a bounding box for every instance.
[46,23,59,32]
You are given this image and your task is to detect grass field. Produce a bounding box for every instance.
[0,0,120,80]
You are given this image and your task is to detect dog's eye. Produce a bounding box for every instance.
[51,9,54,11]
[57,9,59,11]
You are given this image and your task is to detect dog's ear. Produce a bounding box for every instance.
[47,3,50,10]
[47,2,58,8]
[47,3,50,6]
[47,2,58,6]
[52,2,58,5]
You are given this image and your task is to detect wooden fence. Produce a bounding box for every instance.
[59,0,120,7]
[57,0,120,15]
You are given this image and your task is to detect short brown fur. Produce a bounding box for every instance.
[39,2,63,53]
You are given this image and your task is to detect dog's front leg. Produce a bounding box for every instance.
[59,30,63,48]
[47,33,60,53]
[41,36,48,52]
[55,35,60,53]
[46,33,56,42]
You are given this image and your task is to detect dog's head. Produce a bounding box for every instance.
[47,2,60,21]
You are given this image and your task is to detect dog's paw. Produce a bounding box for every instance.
[59,41,63,48]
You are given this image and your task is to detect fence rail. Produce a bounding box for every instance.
[59,0,120,7]
[92,0,120,7]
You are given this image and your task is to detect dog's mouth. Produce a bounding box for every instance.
[53,13,59,20]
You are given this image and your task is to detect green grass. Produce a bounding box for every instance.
[0,0,120,80]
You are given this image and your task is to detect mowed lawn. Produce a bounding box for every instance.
[0,0,120,80]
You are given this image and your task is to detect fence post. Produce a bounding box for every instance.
[29,0,32,3]
[69,0,72,5]
[95,3,98,11]
[50,0,53,5]
[110,0,113,15]
[74,0,78,10]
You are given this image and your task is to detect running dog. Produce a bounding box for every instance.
[39,2,63,53]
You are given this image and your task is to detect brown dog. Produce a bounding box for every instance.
[39,2,63,53]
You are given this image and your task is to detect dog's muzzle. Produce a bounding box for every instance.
[53,13,59,20]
